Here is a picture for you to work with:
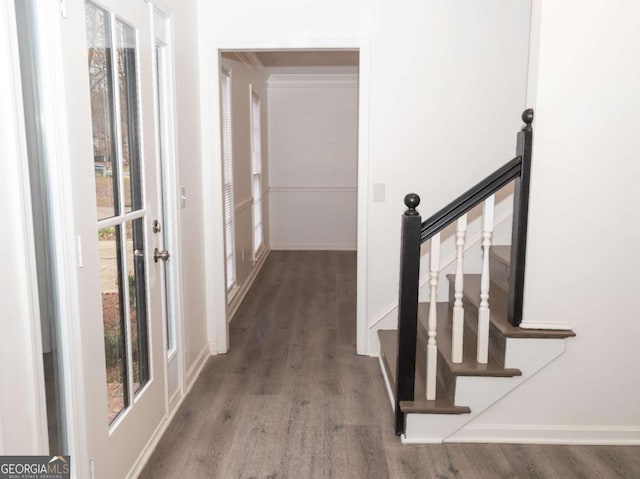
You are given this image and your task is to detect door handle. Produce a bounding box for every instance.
[153,247,170,263]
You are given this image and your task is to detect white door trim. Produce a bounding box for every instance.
[198,38,371,355]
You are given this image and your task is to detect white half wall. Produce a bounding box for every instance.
[268,74,358,250]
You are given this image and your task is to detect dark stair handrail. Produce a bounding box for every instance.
[394,109,534,436]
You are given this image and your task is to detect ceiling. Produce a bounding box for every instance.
[252,50,359,75]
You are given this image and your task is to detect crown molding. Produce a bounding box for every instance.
[268,73,359,88]
[234,52,270,81]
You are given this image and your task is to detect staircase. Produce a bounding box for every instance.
[379,109,575,443]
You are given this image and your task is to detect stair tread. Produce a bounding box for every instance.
[418,302,521,377]
[400,399,470,415]
[490,245,512,267]
[459,274,576,339]
[378,329,468,415]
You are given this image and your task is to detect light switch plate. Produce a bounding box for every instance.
[373,183,386,202]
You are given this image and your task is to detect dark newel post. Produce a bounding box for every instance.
[508,109,534,326]
[395,193,422,436]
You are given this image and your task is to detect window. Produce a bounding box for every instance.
[221,69,236,291]
[251,90,263,255]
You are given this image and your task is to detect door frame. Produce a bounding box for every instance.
[199,39,371,355]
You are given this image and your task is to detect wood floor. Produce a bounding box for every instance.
[140,251,640,479]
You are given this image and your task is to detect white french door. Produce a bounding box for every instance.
[60,0,168,477]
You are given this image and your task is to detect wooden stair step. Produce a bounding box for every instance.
[400,399,470,415]
[490,245,512,267]
[417,302,521,378]
[490,245,512,293]
[377,329,469,415]
[460,274,576,339]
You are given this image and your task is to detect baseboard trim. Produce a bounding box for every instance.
[271,243,356,251]
[378,355,395,413]
[186,344,211,388]
[445,424,640,445]
[401,435,443,445]
[228,247,270,322]
[126,345,211,478]
[167,387,181,413]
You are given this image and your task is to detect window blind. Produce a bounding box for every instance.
[221,69,235,290]
[251,91,263,255]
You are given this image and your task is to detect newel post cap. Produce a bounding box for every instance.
[404,193,420,215]
[522,109,534,129]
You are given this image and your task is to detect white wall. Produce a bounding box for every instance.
[268,74,359,250]
[197,0,531,350]
[166,0,210,375]
[462,0,640,443]
[220,53,270,316]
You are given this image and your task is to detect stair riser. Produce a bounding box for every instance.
[464,304,507,367]
[489,253,510,294]
[417,325,457,402]
[448,283,507,366]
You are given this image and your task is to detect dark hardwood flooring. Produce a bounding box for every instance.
[140,251,640,479]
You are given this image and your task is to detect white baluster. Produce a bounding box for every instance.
[452,215,467,364]
[477,196,494,364]
[426,233,440,400]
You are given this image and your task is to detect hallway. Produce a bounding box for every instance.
[140,251,640,478]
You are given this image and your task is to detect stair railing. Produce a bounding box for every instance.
[394,109,534,436]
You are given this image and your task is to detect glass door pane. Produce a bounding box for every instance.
[86,2,119,220]
[117,20,142,213]
[85,1,150,425]
[99,225,128,422]
[126,218,149,393]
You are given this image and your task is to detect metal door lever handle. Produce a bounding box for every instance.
[153,248,170,263]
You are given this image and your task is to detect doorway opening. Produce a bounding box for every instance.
[217,49,361,346]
